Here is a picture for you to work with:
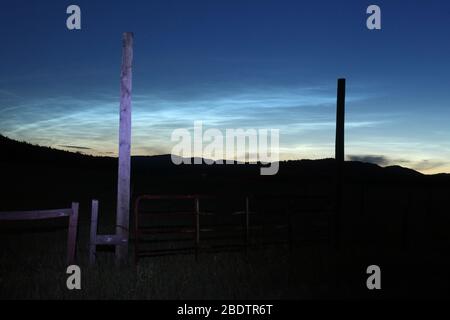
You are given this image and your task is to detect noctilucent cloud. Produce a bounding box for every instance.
[0,0,450,173]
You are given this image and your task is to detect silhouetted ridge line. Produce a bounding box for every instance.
[1,134,446,183]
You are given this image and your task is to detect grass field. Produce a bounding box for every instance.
[0,223,332,299]
[2,219,450,300]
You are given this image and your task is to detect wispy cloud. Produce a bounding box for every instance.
[0,84,386,159]
[58,145,93,150]
[347,154,391,166]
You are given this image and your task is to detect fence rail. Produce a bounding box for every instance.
[0,203,79,265]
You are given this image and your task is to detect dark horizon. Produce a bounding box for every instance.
[2,132,448,177]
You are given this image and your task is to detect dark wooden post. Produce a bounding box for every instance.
[334,78,346,249]
[245,196,250,254]
[336,79,346,164]
[195,197,200,261]
[134,198,140,265]
[402,190,411,250]
[89,200,99,265]
[287,203,293,253]
[67,202,79,265]
[116,32,134,262]
[360,184,366,216]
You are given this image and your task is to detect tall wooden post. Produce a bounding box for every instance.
[335,79,345,164]
[334,78,345,249]
[116,32,134,262]
[89,200,99,265]
[67,202,79,265]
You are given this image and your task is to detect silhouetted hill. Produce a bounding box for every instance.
[2,134,450,192]
[0,134,116,171]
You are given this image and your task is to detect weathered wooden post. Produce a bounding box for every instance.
[336,79,345,163]
[334,78,345,249]
[195,197,200,261]
[67,202,79,265]
[245,196,250,255]
[89,200,99,265]
[402,190,411,250]
[116,32,134,262]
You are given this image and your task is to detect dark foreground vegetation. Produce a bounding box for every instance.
[1,134,450,299]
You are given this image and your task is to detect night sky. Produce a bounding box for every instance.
[1,0,450,173]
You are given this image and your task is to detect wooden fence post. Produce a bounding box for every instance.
[245,196,250,254]
[360,184,366,216]
[116,32,134,263]
[134,197,140,265]
[287,204,292,252]
[334,78,346,249]
[67,202,79,265]
[89,200,99,265]
[195,197,200,261]
[402,190,411,250]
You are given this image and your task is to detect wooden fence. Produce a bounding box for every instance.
[89,199,128,265]
[0,203,79,265]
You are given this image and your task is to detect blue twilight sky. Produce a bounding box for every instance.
[0,0,450,173]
